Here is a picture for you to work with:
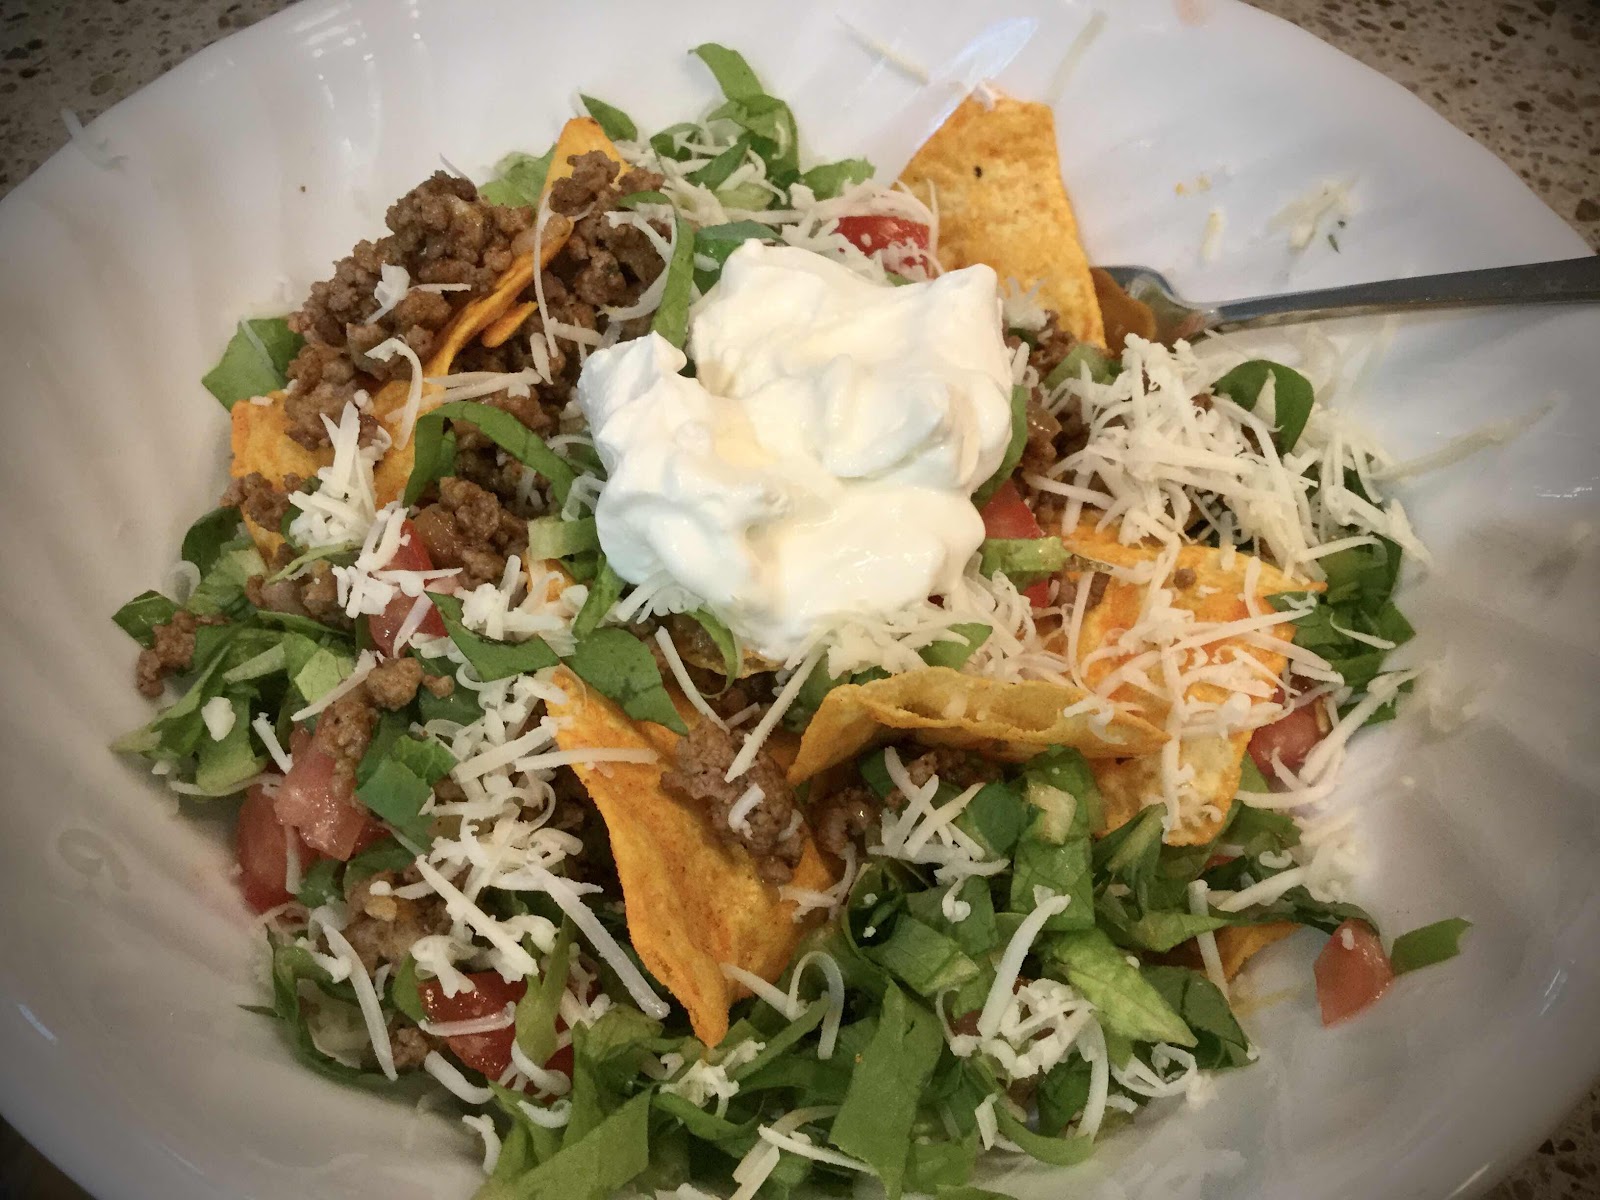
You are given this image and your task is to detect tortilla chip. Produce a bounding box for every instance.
[788,666,1166,784]
[541,117,627,198]
[1062,517,1315,844]
[367,116,625,493]
[548,668,833,1046]
[899,94,1104,347]
[229,391,330,559]
[1171,922,1300,982]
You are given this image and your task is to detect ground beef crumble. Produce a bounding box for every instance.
[134,610,228,697]
[413,476,529,588]
[1017,309,1091,480]
[284,172,537,450]
[365,656,424,710]
[221,471,301,530]
[246,558,348,629]
[662,721,803,884]
[343,865,451,974]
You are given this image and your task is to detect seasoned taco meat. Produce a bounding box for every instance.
[662,721,804,885]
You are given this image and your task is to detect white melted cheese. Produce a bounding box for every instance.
[577,241,1014,660]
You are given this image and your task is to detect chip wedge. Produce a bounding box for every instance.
[1062,517,1317,844]
[547,668,833,1046]
[899,93,1104,347]
[788,666,1165,785]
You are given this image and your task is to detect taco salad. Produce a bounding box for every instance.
[112,44,1470,1200]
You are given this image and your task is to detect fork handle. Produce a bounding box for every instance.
[1211,256,1600,331]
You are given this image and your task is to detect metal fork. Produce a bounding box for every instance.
[1101,256,1600,344]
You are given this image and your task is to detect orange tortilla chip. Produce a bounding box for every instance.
[229,391,329,559]
[548,669,833,1046]
[1063,517,1315,844]
[899,94,1104,347]
[1172,922,1300,982]
[788,666,1166,785]
[540,117,626,200]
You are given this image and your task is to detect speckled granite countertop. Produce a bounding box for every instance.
[0,2,1596,1198]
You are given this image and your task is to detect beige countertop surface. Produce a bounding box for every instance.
[0,1,1595,1198]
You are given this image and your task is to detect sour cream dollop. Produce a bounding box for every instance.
[576,241,1015,660]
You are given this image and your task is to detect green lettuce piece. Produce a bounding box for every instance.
[565,628,687,734]
[1210,359,1315,453]
[187,538,266,619]
[415,654,483,725]
[995,1104,1094,1167]
[390,955,427,1024]
[112,590,180,647]
[182,507,245,574]
[690,43,766,99]
[979,536,1069,587]
[905,876,999,960]
[688,134,752,189]
[864,915,981,998]
[1143,965,1252,1069]
[800,157,873,198]
[251,935,372,1083]
[1389,917,1471,975]
[579,94,637,141]
[1044,928,1195,1047]
[829,984,945,1200]
[1042,343,1116,390]
[562,1008,664,1147]
[292,645,353,709]
[1036,1055,1092,1136]
[526,515,599,561]
[474,1091,651,1200]
[353,715,454,845]
[481,148,555,209]
[405,401,577,507]
[429,591,560,682]
[1008,813,1093,932]
[295,858,340,909]
[516,920,576,1069]
[681,609,740,690]
[344,838,414,897]
[194,694,264,795]
[972,386,1029,506]
[202,317,303,409]
[572,558,624,640]
[951,780,1026,861]
[690,44,800,183]
[650,216,696,348]
[919,622,991,670]
[905,1133,979,1194]
[1022,745,1102,835]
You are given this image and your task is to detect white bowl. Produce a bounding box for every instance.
[0,1,1596,1197]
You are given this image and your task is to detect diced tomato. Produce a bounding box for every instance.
[1314,919,1395,1026]
[235,782,319,913]
[978,481,1052,607]
[833,214,931,264]
[1248,703,1326,780]
[366,519,448,658]
[416,972,541,1082]
[979,481,1045,540]
[272,729,385,861]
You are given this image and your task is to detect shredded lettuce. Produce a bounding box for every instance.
[481,148,555,209]
[565,627,688,734]
[1390,917,1471,974]
[202,317,303,409]
[429,591,560,682]
[406,402,577,507]
[580,94,637,142]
